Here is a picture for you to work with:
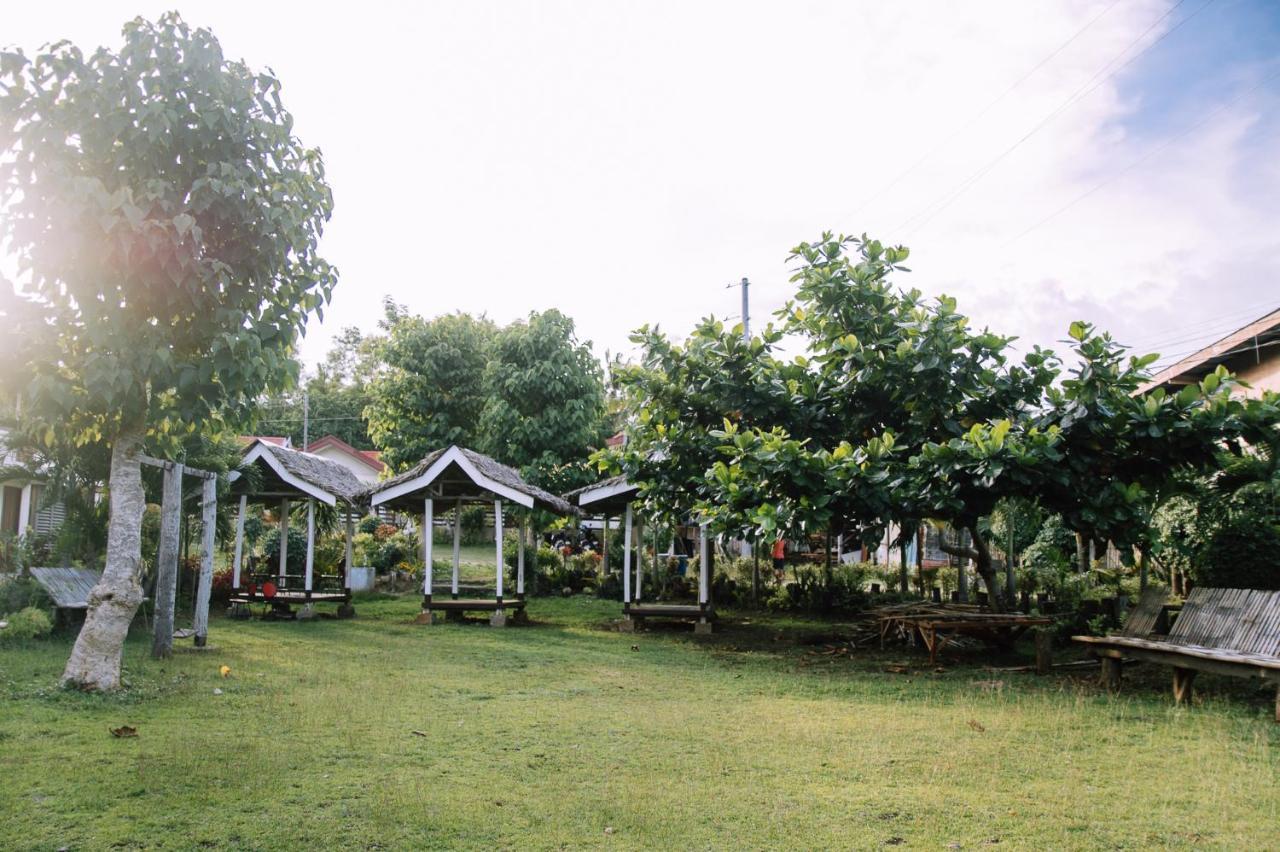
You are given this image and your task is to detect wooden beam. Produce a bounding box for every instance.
[151,461,183,659]
[279,498,290,580]
[699,523,710,606]
[494,500,504,602]
[304,499,315,594]
[623,503,632,605]
[423,498,434,603]
[193,476,217,647]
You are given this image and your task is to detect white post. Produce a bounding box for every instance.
[344,510,354,589]
[517,513,526,597]
[232,494,247,589]
[304,499,315,593]
[452,497,462,598]
[16,484,32,538]
[635,516,644,602]
[699,523,710,606]
[836,532,843,564]
[494,500,504,600]
[278,498,290,581]
[622,503,633,605]
[194,477,217,646]
[423,498,434,600]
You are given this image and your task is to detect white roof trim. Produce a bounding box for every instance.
[241,442,338,506]
[577,479,637,507]
[370,446,534,508]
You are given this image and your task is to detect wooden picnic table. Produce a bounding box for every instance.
[880,609,1053,664]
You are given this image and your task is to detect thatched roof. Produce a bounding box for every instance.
[563,475,638,513]
[236,439,366,505]
[368,446,576,515]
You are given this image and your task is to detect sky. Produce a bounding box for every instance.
[5,0,1279,375]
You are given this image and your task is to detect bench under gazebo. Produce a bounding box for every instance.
[368,445,576,626]
[570,475,714,634]
[227,439,367,617]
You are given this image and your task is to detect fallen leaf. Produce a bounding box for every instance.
[967,719,986,733]
[110,725,138,738]
[604,827,615,835]
[884,665,910,674]
[219,665,231,678]
[411,730,427,737]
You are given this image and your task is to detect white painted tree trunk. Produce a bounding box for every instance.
[61,423,148,691]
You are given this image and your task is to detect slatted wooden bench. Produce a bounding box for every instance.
[1074,587,1280,722]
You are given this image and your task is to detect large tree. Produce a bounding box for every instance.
[479,309,606,492]
[364,304,496,471]
[0,15,335,689]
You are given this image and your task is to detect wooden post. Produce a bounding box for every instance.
[517,513,526,597]
[151,461,183,659]
[304,499,315,595]
[423,498,434,605]
[1034,629,1052,675]
[752,537,760,604]
[494,500,504,602]
[343,510,354,588]
[451,497,462,598]
[1172,667,1196,705]
[193,477,217,647]
[699,523,710,606]
[232,494,247,590]
[1101,656,1122,691]
[623,503,632,605]
[601,514,609,574]
[278,498,290,581]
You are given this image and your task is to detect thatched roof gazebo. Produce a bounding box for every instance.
[368,445,575,626]
[227,439,367,615]
[568,475,714,633]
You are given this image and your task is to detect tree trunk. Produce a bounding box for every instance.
[967,523,1006,611]
[62,421,148,691]
[1076,533,1089,574]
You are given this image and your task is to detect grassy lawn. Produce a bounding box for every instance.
[2,596,1278,850]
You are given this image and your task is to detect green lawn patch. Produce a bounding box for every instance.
[1,596,1277,850]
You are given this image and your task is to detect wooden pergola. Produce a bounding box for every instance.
[368,445,576,627]
[570,476,714,634]
[227,439,367,616]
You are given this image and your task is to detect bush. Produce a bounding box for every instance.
[358,515,383,535]
[0,606,53,642]
[1196,516,1280,590]
[596,571,623,601]
[766,563,870,615]
[0,575,54,617]
[262,525,307,576]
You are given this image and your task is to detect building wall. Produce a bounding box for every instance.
[1236,352,1280,398]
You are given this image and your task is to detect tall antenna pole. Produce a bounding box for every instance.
[739,277,750,342]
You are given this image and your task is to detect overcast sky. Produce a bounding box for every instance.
[7,1,1279,374]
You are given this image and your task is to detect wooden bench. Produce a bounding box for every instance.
[1074,587,1280,722]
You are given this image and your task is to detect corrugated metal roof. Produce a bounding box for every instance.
[28,566,101,608]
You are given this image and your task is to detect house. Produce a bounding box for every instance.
[1138,306,1280,398]
[304,435,387,486]
[237,435,292,448]
[0,427,66,539]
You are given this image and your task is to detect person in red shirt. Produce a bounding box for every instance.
[771,538,787,581]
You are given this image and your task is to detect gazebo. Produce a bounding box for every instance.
[570,475,714,634]
[228,439,367,617]
[367,445,576,626]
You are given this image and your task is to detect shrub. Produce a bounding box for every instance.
[1196,516,1280,590]
[765,564,870,615]
[596,571,623,601]
[358,515,382,535]
[0,575,54,617]
[262,525,307,576]
[211,568,234,605]
[0,606,53,642]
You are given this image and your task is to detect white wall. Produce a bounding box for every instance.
[307,446,382,485]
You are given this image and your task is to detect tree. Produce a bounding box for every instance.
[479,309,606,492]
[256,328,376,448]
[364,304,495,471]
[0,15,335,690]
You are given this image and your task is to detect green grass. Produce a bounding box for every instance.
[2,596,1278,850]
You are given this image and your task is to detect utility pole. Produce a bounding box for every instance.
[302,389,309,448]
[726,277,750,342]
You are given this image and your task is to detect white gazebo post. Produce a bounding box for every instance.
[622,503,633,606]
[278,498,290,581]
[517,512,526,598]
[451,497,462,599]
[232,494,247,590]
[492,500,506,627]
[343,510,354,589]
[635,515,644,602]
[16,484,32,538]
[423,498,434,605]
[697,522,712,634]
[304,499,316,596]
[194,476,217,645]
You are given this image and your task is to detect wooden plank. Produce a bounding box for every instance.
[151,462,183,658]
[1120,585,1168,637]
[29,567,102,609]
[192,476,217,647]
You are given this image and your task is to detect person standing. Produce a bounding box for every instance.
[772,538,787,582]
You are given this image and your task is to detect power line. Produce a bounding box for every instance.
[1125,298,1280,348]
[890,0,1217,241]
[1004,69,1280,247]
[1129,303,1280,354]
[843,0,1123,226]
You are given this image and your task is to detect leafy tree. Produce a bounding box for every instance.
[364,304,495,471]
[0,15,335,690]
[256,329,375,449]
[479,310,607,492]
